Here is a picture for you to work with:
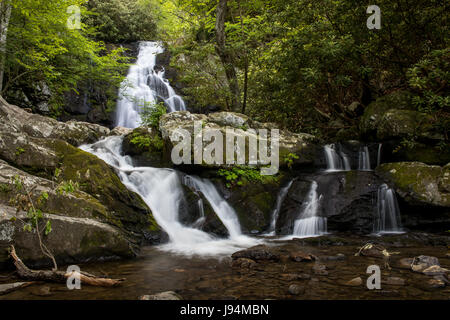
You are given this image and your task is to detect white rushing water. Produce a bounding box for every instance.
[377,143,382,167]
[265,180,294,236]
[358,146,371,171]
[374,184,403,234]
[115,41,186,129]
[286,181,327,239]
[324,144,351,171]
[80,136,260,256]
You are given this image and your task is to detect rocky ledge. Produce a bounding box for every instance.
[0,98,160,269]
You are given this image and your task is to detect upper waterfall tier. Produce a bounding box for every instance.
[115,42,186,128]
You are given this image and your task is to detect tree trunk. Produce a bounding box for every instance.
[0,0,12,93]
[215,0,241,112]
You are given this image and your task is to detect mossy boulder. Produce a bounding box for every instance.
[360,91,449,165]
[209,171,285,233]
[0,204,133,269]
[375,162,450,231]
[360,91,415,138]
[0,132,160,256]
[122,126,169,168]
[376,162,450,207]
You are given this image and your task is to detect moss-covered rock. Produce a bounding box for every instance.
[122,126,169,168]
[360,91,414,138]
[0,204,133,269]
[210,172,285,233]
[360,91,449,165]
[376,162,450,207]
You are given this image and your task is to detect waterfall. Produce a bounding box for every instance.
[80,136,259,256]
[292,181,327,238]
[377,143,382,167]
[324,144,351,171]
[358,146,371,171]
[265,180,294,236]
[115,41,186,129]
[187,176,243,239]
[374,184,403,234]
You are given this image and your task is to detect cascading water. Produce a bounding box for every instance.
[115,41,186,129]
[265,180,294,236]
[358,146,371,171]
[377,143,382,167]
[324,144,351,171]
[374,184,403,234]
[292,181,327,238]
[80,137,260,256]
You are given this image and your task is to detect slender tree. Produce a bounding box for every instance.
[0,0,12,93]
[215,0,241,112]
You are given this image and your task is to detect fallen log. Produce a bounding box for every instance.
[9,246,124,287]
[0,282,34,295]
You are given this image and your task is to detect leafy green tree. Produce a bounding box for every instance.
[1,0,129,114]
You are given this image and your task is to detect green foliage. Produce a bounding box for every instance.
[130,131,164,152]
[85,0,160,43]
[284,153,299,169]
[15,147,25,156]
[218,166,277,188]
[57,180,80,195]
[140,102,167,128]
[3,0,130,113]
[157,0,448,139]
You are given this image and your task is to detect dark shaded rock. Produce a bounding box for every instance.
[382,277,406,286]
[231,258,257,269]
[289,251,317,262]
[280,273,311,281]
[139,291,182,300]
[277,171,382,235]
[411,255,440,273]
[288,284,305,295]
[232,245,280,262]
[312,263,328,275]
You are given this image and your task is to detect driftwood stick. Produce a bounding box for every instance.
[9,246,124,287]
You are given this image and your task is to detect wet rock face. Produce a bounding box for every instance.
[376,162,450,231]
[231,245,280,262]
[0,98,161,268]
[276,171,382,235]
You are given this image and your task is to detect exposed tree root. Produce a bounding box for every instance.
[9,246,124,287]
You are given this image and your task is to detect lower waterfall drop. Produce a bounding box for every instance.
[80,136,260,256]
[265,179,294,236]
[292,181,327,238]
[358,146,371,171]
[374,184,403,234]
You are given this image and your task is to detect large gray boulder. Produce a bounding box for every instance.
[0,96,110,146]
[159,111,318,169]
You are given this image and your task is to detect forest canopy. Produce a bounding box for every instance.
[0,0,448,141]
